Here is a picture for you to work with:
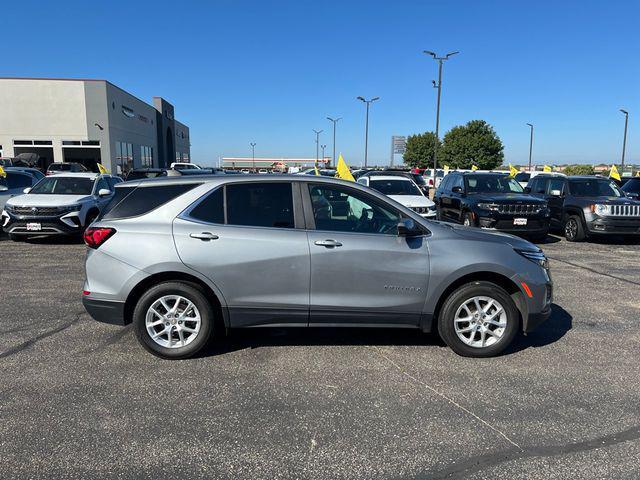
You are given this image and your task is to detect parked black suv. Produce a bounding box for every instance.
[434,171,550,240]
[621,177,640,200]
[526,174,640,241]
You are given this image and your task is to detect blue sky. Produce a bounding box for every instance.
[2,0,639,166]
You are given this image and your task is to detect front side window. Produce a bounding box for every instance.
[226,183,294,228]
[309,184,400,235]
[569,179,622,197]
[622,179,640,194]
[465,175,524,194]
[95,177,110,193]
[29,177,94,195]
[546,178,565,195]
[369,179,422,196]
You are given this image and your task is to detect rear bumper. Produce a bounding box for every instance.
[82,296,127,325]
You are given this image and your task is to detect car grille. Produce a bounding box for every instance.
[496,204,542,215]
[609,204,640,217]
[410,206,430,214]
[10,206,65,216]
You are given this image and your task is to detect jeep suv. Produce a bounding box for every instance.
[526,174,640,241]
[2,173,121,240]
[82,175,553,359]
[434,171,550,241]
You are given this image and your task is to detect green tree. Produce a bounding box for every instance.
[439,120,504,170]
[563,164,594,176]
[403,132,440,169]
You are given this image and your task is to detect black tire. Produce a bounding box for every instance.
[9,234,25,242]
[462,212,476,227]
[438,281,519,357]
[564,215,586,242]
[133,281,214,359]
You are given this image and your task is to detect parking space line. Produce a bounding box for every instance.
[369,346,523,451]
[547,256,640,286]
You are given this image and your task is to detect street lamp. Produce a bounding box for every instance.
[250,142,256,171]
[620,109,629,172]
[321,144,326,165]
[312,129,323,166]
[326,116,342,167]
[356,96,380,167]
[526,123,534,171]
[424,50,459,176]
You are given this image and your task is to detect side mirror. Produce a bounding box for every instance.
[397,218,422,237]
[0,185,8,192]
[98,188,111,197]
[357,177,369,186]
[452,186,463,194]
[523,186,532,193]
[550,189,562,197]
[23,187,31,194]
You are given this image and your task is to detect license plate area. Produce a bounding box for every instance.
[26,223,42,231]
[513,218,528,226]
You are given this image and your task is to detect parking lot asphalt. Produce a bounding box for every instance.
[1,234,639,479]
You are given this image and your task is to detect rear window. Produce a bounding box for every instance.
[101,183,200,220]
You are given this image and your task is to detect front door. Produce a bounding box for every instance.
[173,182,310,327]
[544,177,566,227]
[304,183,430,327]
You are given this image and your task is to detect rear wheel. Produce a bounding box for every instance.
[133,281,214,359]
[438,281,519,357]
[564,215,586,242]
[462,212,475,227]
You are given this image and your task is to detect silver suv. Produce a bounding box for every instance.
[82,175,553,359]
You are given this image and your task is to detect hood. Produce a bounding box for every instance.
[388,195,435,208]
[468,193,545,204]
[438,221,539,250]
[580,196,640,205]
[6,194,91,207]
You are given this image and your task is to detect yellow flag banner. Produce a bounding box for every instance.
[443,165,450,174]
[471,165,478,171]
[609,164,621,181]
[97,163,108,174]
[0,165,6,177]
[335,154,355,182]
[508,164,518,177]
[314,165,320,176]
[543,165,552,172]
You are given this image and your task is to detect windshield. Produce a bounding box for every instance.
[410,174,426,185]
[569,179,622,197]
[465,175,524,194]
[29,177,94,195]
[370,179,422,196]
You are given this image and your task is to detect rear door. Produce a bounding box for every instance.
[173,181,311,327]
[303,182,429,327]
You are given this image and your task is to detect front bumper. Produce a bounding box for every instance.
[585,216,640,235]
[82,296,127,325]
[476,211,550,236]
[525,305,552,333]
[3,211,83,236]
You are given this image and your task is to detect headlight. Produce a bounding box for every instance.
[61,204,82,213]
[515,248,549,270]
[477,203,499,211]
[428,204,436,211]
[591,204,610,216]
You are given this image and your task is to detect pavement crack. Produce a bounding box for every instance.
[370,346,522,451]
[422,424,640,479]
[0,313,83,359]
[547,256,640,286]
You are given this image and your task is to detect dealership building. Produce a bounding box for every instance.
[0,78,191,174]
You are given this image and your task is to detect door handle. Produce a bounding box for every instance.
[314,239,342,248]
[190,232,219,241]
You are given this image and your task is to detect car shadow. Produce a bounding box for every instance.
[20,235,84,245]
[196,325,446,358]
[507,303,572,354]
[535,234,562,245]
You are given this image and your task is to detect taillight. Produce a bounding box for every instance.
[83,227,116,249]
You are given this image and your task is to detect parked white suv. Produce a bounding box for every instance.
[357,175,436,218]
[170,162,201,170]
[2,173,121,240]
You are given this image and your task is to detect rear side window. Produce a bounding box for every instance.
[102,183,200,219]
[226,183,294,228]
[189,187,224,224]
[531,178,547,194]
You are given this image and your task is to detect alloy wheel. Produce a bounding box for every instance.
[145,295,202,349]
[453,296,507,348]
[565,219,577,240]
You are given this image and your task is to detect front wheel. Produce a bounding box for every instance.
[133,281,214,359]
[462,212,476,227]
[564,215,586,242]
[438,281,519,357]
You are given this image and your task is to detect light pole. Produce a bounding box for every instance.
[620,109,629,172]
[526,123,534,171]
[250,142,256,171]
[356,96,379,167]
[312,129,323,166]
[321,144,326,165]
[326,116,342,167]
[424,50,459,176]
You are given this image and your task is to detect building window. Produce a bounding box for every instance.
[182,153,189,161]
[14,140,34,145]
[34,140,53,146]
[140,146,153,167]
[116,141,134,175]
[62,141,82,146]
